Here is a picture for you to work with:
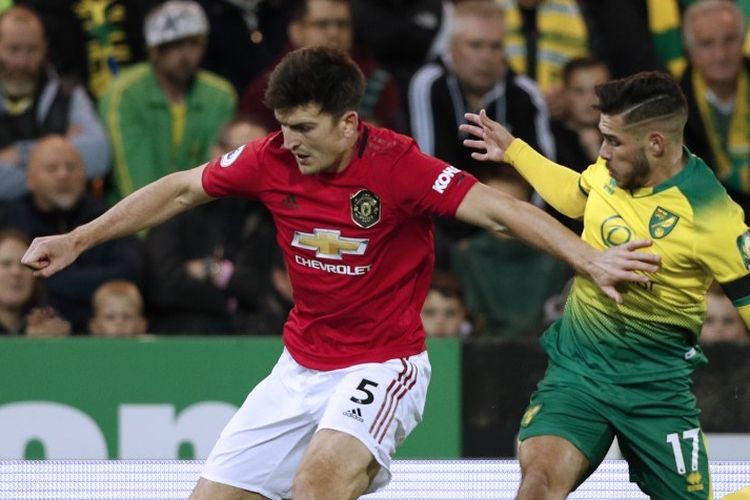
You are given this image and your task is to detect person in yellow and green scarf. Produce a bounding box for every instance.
[496,0,589,119]
[680,0,750,220]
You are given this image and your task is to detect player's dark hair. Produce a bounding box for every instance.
[264,46,365,119]
[562,57,608,86]
[595,71,687,125]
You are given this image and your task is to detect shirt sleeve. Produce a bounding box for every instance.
[697,197,750,307]
[388,143,478,217]
[201,137,267,198]
[505,139,588,219]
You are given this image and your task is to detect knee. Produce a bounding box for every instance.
[291,464,329,500]
[518,465,568,500]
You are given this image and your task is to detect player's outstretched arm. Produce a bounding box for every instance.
[21,165,213,278]
[461,110,586,219]
[456,183,660,303]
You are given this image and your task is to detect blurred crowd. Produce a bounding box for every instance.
[0,0,747,346]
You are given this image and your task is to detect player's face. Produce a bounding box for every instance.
[686,8,743,88]
[276,104,357,175]
[449,15,505,97]
[598,114,652,190]
[565,65,609,128]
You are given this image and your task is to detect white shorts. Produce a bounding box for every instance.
[201,348,431,499]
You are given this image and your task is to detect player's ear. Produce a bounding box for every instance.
[340,111,359,137]
[647,132,665,156]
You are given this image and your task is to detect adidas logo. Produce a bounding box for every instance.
[342,408,364,422]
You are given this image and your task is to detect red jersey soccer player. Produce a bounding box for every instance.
[22,48,659,500]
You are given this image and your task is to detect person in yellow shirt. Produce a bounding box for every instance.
[461,71,750,499]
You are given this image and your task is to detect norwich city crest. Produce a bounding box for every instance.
[649,206,680,239]
[350,189,381,228]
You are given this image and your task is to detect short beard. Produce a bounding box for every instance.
[619,147,651,191]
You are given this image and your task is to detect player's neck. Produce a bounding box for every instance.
[333,132,359,173]
[647,147,687,187]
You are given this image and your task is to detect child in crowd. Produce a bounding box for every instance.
[421,270,471,338]
[88,280,147,337]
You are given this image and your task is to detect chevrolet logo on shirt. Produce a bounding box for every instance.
[292,229,369,260]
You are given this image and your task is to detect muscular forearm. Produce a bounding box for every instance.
[456,183,595,276]
[495,196,595,276]
[71,166,211,253]
[505,139,587,218]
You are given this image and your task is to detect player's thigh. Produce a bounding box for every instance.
[190,477,269,500]
[316,351,431,493]
[517,372,613,487]
[201,350,317,499]
[615,400,711,500]
[518,435,589,492]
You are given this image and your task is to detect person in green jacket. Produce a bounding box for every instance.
[98,0,236,202]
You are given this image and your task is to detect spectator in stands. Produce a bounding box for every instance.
[0,229,70,336]
[210,114,268,158]
[144,115,275,334]
[548,57,608,234]
[240,246,293,335]
[421,269,470,338]
[410,0,554,168]
[496,0,591,118]
[0,6,110,201]
[99,0,236,201]
[239,0,403,131]
[0,136,142,332]
[452,167,570,338]
[408,0,554,243]
[349,0,445,98]
[551,57,608,173]
[681,0,750,218]
[15,0,159,99]
[701,284,750,345]
[196,0,290,94]
[89,280,147,337]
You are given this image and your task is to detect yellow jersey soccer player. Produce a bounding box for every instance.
[462,72,750,499]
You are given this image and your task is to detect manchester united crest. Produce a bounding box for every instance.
[350,189,380,228]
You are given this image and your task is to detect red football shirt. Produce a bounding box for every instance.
[202,124,478,370]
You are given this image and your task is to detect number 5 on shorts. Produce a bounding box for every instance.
[666,428,700,474]
[350,378,379,405]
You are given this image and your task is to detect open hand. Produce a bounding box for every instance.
[459,109,515,163]
[586,239,661,304]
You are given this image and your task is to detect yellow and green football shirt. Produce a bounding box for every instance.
[506,139,750,383]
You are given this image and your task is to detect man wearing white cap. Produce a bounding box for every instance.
[98,0,236,201]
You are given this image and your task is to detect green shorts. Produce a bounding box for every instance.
[518,363,711,500]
